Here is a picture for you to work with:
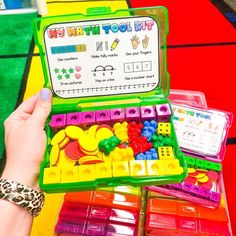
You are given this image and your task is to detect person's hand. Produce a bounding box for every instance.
[2,88,52,189]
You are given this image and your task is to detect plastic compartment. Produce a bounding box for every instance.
[34,6,187,192]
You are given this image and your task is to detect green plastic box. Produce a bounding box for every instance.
[34,6,187,193]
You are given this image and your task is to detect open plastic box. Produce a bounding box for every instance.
[146,90,233,208]
[34,6,187,193]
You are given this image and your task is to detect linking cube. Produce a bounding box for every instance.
[61,166,79,183]
[163,159,183,175]
[196,159,205,169]
[126,107,140,122]
[158,146,175,159]
[146,160,164,176]
[67,112,81,126]
[110,108,125,123]
[80,111,95,126]
[210,192,221,203]
[156,104,171,122]
[50,114,67,130]
[157,122,171,136]
[95,163,112,178]
[78,165,95,181]
[112,161,130,177]
[43,167,61,184]
[140,106,156,121]
[185,156,196,168]
[129,160,146,176]
[95,110,110,124]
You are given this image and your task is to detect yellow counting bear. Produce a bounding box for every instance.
[113,122,128,142]
[108,147,134,161]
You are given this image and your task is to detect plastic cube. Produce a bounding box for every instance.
[158,146,175,159]
[67,112,81,126]
[95,163,112,178]
[125,107,140,122]
[110,108,125,123]
[96,110,110,124]
[163,159,183,175]
[157,122,171,136]
[182,182,193,192]
[78,165,95,181]
[196,159,205,169]
[61,166,79,183]
[43,167,61,184]
[112,161,130,177]
[140,106,156,121]
[50,114,67,129]
[156,104,171,122]
[210,192,221,203]
[81,111,95,126]
[146,160,164,176]
[129,160,146,176]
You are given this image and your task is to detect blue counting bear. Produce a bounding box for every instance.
[135,148,158,160]
[141,120,158,141]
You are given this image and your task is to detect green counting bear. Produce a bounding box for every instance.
[99,136,122,156]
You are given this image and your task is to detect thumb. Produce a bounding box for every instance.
[30,88,52,127]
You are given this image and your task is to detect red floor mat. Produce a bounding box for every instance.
[130,0,236,45]
[168,45,236,137]
[223,144,236,233]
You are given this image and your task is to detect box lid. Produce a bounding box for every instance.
[34,6,169,112]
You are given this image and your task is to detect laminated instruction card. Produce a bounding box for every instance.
[44,17,159,98]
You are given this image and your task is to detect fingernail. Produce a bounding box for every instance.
[40,88,51,100]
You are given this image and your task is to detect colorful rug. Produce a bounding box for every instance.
[0,12,37,162]
[0,0,235,234]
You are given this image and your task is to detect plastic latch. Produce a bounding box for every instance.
[86,7,111,15]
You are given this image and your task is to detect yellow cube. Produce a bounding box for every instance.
[129,160,146,176]
[78,165,95,181]
[112,161,130,177]
[43,167,61,184]
[146,160,164,176]
[158,146,175,159]
[95,163,112,178]
[61,166,79,183]
[163,159,182,175]
[157,122,171,136]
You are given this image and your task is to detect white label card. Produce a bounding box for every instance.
[44,16,159,98]
[172,105,228,156]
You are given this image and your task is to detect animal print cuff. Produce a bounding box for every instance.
[0,178,45,217]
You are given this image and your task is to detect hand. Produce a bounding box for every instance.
[142,35,149,49]
[2,88,52,189]
[131,35,140,49]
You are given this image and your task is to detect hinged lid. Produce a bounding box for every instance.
[34,6,169,112]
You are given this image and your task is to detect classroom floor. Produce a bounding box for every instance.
[0,0,235,234]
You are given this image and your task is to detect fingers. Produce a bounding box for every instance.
[15,93,39,115]
[30,88,52,128]
[4,92,40,127]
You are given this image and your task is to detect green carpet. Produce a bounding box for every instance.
[0,13,37,55]
[0,12,37,160]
